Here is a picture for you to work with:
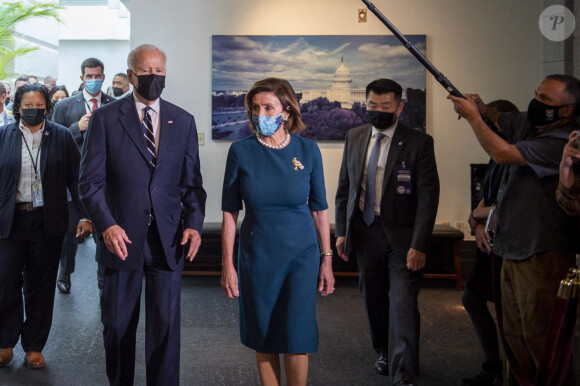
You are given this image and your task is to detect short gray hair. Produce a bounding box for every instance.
[127,44,167,71]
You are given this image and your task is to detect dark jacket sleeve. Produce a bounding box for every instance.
[335,129,352,237]
[410,135,440,253]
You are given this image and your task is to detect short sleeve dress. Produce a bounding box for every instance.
[222,134,328,353]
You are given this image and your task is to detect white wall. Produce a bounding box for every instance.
[130,0,543,229]
[11,12,60,82]
[57,40,130,95]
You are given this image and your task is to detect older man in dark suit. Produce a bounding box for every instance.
[52,57,115,294]
[79,44,206,386]
[335,79,439,386]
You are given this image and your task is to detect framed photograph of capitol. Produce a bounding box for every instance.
[211,35,426,141]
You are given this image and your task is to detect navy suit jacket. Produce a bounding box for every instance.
[51,92,115,147]
[0,120,83,239]
[335,123,440,260]
[78,94,206,271]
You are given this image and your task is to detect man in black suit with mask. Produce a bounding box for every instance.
[52,57,115,294]
[335,79,439,386]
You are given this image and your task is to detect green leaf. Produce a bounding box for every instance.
[0,1,62,79]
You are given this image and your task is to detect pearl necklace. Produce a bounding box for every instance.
[256,130,290,149]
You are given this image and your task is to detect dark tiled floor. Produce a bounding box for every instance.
[1,239,578,385]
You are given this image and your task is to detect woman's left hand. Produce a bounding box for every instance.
[221,263,239,298]
[318,258,335,296]
[76,220,92,238]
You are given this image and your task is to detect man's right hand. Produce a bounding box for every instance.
[102,225,132,260]
[335,236,349,262]
[474,223,492,253]
[78,113,92,132]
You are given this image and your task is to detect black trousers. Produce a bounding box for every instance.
[352,211,422,383]
[58,200,79,280]
[0,209,63,352]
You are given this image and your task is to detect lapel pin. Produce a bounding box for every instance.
[398,141,402,145]
[292,157,304,171]
[168,120,173,124]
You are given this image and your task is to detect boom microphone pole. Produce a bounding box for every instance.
[361,0,465,98]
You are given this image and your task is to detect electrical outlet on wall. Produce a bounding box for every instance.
[198,132,204,146]
[454,221,464,234]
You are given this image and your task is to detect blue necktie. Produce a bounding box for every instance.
[142,106,156,168]
[363,133,385,225]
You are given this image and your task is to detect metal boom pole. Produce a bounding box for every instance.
[361,0,464,98]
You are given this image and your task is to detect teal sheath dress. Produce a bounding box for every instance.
[221,134,328,353]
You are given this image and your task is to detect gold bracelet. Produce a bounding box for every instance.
[320,250,333,258]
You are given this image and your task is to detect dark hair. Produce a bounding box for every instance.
[15,76,28,86]
[244,78,306,134]
[114,72,128,80]
[487,99,519,113]
[0,83,5,96]
[12,83,51,121]
[546,74,580,116]
[365,78,403,102]
[81,57,104,75]
[50,85,69,100]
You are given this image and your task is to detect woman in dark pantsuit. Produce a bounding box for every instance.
[0,84,91,369]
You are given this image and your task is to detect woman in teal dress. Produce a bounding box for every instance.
[221,78,335,386]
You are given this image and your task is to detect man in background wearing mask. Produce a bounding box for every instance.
[335,79,440,386]
[449,74,580,385]
[52,57,115,295]
[79,44,206,386]
[110,72,131,99]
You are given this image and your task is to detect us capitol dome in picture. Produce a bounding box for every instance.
[300,57,406,109]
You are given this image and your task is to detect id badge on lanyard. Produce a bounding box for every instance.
[32,180,44,207]
[395,161,412,195]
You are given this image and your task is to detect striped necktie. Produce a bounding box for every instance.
[142,106,156,168]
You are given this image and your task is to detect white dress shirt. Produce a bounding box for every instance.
[359,122,397,215]
[16,121,45,203]
[134,97,161,151]
[83,89,103,113]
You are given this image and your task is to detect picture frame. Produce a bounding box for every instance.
[212,35,426,141]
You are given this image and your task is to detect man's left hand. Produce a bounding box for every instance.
[181,228,201,262]
[448,94,481,122]
[406,248,426,271]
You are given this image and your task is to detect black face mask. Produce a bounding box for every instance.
[135,74,165,101]
[21,108,45,126]
[366,110,396,130]
[112,87,124,97]
[527,98,567,127]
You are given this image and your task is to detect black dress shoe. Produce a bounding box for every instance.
[374,352,388,375]
[57,280,71,294]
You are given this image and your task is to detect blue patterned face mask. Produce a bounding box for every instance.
[252,113,285,136]
[85,79,103,94]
